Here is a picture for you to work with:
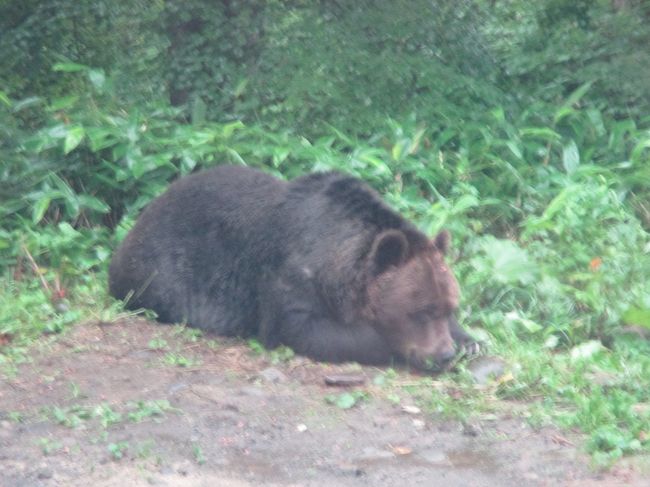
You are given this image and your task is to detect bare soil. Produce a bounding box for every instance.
[0,319,646,487]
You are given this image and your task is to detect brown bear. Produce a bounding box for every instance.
[108,165,479,371]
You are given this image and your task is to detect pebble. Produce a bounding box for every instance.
[467,356,506,385]
[412,419,426,430]
[401,405,421,415]
[259,367,287,384]
[418,448,451,465]
[37,468,54,480]
[335,462,365,477]
[462,422,482,437]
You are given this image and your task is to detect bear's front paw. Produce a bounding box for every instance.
[460,340,484,359]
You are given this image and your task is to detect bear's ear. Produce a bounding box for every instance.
[369,230,409,275]
[433,230,451,255]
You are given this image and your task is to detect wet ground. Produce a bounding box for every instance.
[0,319,646,486]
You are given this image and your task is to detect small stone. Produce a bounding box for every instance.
[323,374,366,387]
[412,419,425,430]
[419,448,450,465]
[37,468,54,480]
[173,460,192,476]
[401,405,421,415]
[467,356,506,385]
[335,462,365,477]
[296,423,308,433]
[391,446,412,456]
[259,367,287,384]
[462,422,482,437]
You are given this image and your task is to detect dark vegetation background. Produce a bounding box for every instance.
[1,0,649,465]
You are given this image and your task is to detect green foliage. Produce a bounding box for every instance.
[107,441,129,460]
[2,2,650,464]
[325,391,368,410]
[486,0,650,120]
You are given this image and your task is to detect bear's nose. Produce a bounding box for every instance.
[436,348,456,367]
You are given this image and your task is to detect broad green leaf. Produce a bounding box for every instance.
[181,155,197,173]
[32,195,51,223]
[553,106,575,124]
[391,139,407,161]
[564,81,594,108]
[49,95,78,111]
[53,62,88,72]
[0,91,10,106]
[233,78,248,98]
[408,127,426,155]
[78,194,110,213]
[86,127,118,151]
[88,69,106,90]
[222,121,245,138]
[630,138,650,164]
[570,340,604,362]
[12,96,42,112]
[450,194,479,215]
[331,393,357,410]
[562,140,580,174]
[191,97,206,124]
[226,147,246,165]
[506,141,522,160]
[64,126,85,154]
[520,127,561,141]
[505,311,543,334]
[482,237,536,285]
[622,307,650,329]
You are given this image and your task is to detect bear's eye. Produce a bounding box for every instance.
[409,305,437,325]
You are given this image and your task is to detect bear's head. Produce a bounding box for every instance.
[365,229,460,371]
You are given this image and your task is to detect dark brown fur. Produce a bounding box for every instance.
[109,165,477,370]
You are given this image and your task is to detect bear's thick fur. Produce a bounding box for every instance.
[109,165,477,370]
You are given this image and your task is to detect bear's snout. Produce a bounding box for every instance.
[407,344,456,371]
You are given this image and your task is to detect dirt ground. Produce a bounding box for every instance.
[0,319,646,487]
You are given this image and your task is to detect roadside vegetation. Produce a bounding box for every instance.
[1,0,649,466]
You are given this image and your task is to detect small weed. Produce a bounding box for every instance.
[69,381,82,400]
[7,411,23,422]
[162,352,200,367]
[38,437,63,455]
[172,325,202,342]
[93,403,123,428]
[51,405,92,428]
[325,391,368,410]
[269,346,295,364]
[108,441,129,460]
[247,339,294,363]
[92,431,109,444]
[147,337,169,350]
[192,443,206,465]
[247,338,265,355]
[127,399,175,423]
[135,439,157,459]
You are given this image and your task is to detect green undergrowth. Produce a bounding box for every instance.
[1,73,650,465]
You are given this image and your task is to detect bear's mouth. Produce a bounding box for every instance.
[405,351,456,373]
